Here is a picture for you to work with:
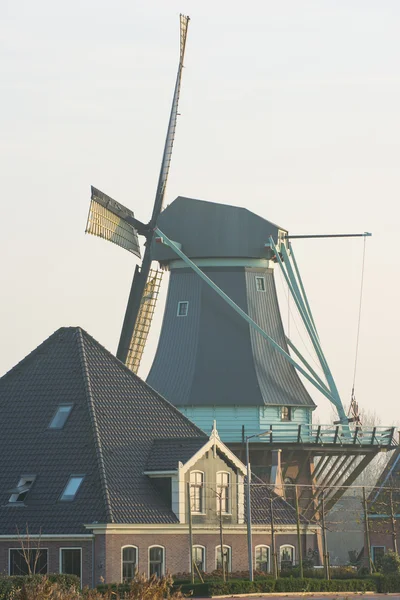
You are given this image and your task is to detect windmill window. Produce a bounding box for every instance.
[60,476,84,501]
[281,406,292,421]
[255,276,266,292]
[9,476,36,503]
[49,404,73,429]
[177,301,189,317]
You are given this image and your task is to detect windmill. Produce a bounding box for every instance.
[85,14,190,373]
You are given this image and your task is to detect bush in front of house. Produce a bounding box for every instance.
[380,550,400,575]
[0,574,80,599]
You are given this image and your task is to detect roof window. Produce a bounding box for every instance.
[60,476,84,501]
[49,404,73,429]
[9,476,36,503]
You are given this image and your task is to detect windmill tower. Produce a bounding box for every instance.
[85,16,396,517]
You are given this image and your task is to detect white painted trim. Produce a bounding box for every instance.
[59,547,82,582]
[216,471,231,515]
[254,544,271,573]
[169,258,274,270]
[180,436,247,476]
[84,523,317,535]
[8,547,49,576]
[0,535,93,540]
[148,545,165,578]
[190,471,205,515]
[191,545,206,572]
[121,545,138,583]
[215,545,232,572]
[279,544,296,565]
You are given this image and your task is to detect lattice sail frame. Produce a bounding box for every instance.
[125,269,163,373]
[86,189,141,257]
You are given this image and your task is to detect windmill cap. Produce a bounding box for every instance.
[152,196,287,263]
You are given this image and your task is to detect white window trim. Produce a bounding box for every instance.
[215,545,232,572]
[177,301,189,317]
[121,545,138,583]
[9,476,36,504]
[279,544,295,565]
[148,545,165,578]
[216,471,231,515]
[191,545,206,572]
[255,544,270,573]
[49,404,74,429]
[255,276,266,292]
[8,547,49,576]
[60,475,85,501]
[59,547,82,583]
[190,471,205,515]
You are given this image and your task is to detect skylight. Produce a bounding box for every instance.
[60,476,84,501]
[9,476,35,503]
[49,404,73,429]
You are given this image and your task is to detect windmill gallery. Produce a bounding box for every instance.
[0,15,396,586]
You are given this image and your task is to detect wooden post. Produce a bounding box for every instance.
[187,482,194,584]
[321,490,330,580]
[295,485,304,578]
[363,487,373,574]
[389,488,398,554]
[270,497,278,579]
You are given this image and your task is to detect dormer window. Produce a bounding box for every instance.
[9,476,35,503]
[216,472,230,514]
[60,476,84,501]
[49,404,73,429]
[177,301,189,317]
[190,471,205,514]
[255,276,266,292]
[281,406,292,421]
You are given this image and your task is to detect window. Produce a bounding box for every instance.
[9,476,35,503]
[9,548,48,575]
[177,301,189,317]
[372,546,385,567]
[216,545,231,572]
[255,276,266,292]
[49,404,73,429]
[280,545,295,568]
[149,546,164,578]
[193,546,205,572]
[281,406,292,422]
[60,548,81,579]
[190,471,204,513]
[255,545,270,573]
[60,476,84,501]
[122,546,138,582]
[216,472,230,514]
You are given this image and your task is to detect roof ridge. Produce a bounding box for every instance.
[77,327,206,438]
[75,328,115,523]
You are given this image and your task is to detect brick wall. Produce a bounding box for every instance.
[0,539,93,588]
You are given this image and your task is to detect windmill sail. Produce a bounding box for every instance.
[117,15,190,366]
[125,269,163,373]
[86,187,141,258]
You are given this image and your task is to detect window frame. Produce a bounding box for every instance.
[216,471,231,514]
[191,545,206,573]
[121,545,138,583]
[371,545,385,566]
[9,475,36,504]
[177,301,189,317]
[255,544,270,573]
[215,545,232,573]
[8,547,48,576]
[281,406,292,422]
[190,471,205,514]
[255,276,266,292]
[59,547,82,582]
[279,544,295,567]
[49,404,74,429]
[148,545,165,578]
[60,475,85,501]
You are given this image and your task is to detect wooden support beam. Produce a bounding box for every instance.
[325,454,374,511]
[282,450,295,480]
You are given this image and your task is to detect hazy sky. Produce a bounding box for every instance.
[1,0,399,425]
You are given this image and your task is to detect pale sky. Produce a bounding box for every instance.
[1,0,399,425]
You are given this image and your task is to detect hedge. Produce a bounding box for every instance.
[0,574,80,599]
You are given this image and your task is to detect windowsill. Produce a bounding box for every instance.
[192,512,206,516]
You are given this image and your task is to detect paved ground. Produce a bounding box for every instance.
[204,596,400,599]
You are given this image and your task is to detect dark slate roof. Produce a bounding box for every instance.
[249,481,309,526]
[146,438,207,471]
[0,327,206,534]
[152,196,286,263]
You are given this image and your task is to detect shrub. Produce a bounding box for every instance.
[380,550,400,575]
[0,574,80,600]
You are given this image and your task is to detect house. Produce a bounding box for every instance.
[0,327,319,586]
